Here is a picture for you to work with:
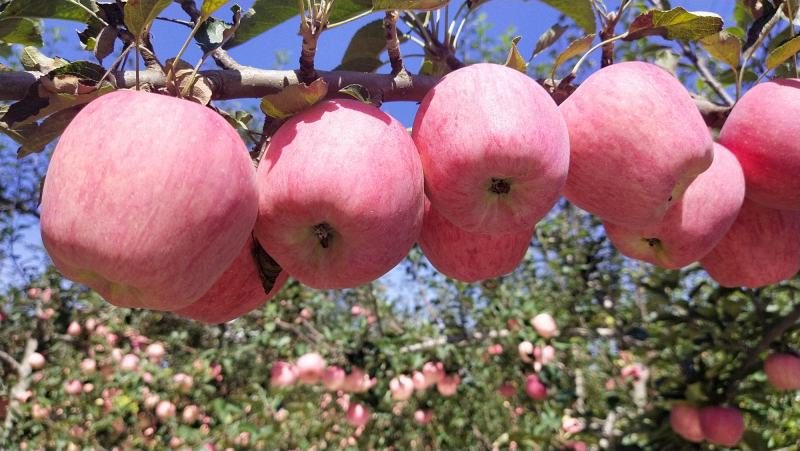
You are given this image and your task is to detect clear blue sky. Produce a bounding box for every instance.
[0,0,734,290]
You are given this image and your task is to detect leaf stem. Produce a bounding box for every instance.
[164,18,206,90]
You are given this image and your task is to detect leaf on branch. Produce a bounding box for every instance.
[0,0,101,23]
[532,23,567,60]
[196,17,233,54]
[336,19,396,73]
[2,106,83,158]
[625,8,724,42]
[551,34,595,79]
[700,30,742,69]
[164,58,213,105]
[226,0,297,48]
[19,46,67,72]
[123,0,172,41]
[766,35,800,71]
[537,0,596,34]
[0,17,43,46]
[504,36,528,73]
[92,25,117,63]
[372,0,449,11]
[260,78,329,120]
[201,0,230,19]
[218,109,253,134]
[339,84,372,104]
[329,0,373,23]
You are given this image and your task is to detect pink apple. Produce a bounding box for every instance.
[531,313,558,338]
[604,143,745,268]
[720,79,800,210]
[80,358,97,375]
[145,343,166,364]
[498,383,517,398]
[423,361,444,386]
[64,379,83,396]
[182,405,200,424]
[389,375,414,401]
[322,366,346,391]
[518,341,534,362]
[437,374,460,397]
[700,198,800,288]
[40,90,258,311]
[764,353,800,390]
[560,61,713,228]
[255,99,423,289]
[27,287,41,299]
[144,394,160,409]
[413,63,569,234]
[670,403,704,443]
[418,199,532,282]
[119,354,140,372]
[414,409,433,425]
[343,367,376,393]
[67,321,82,337]
[175,237,288,324]
[28,352,45,370]
[699,406,745,447]
[346,403,370,427]
[534,345,555,365]
[525,374,547,400]
[274,408,289,422]
[156,400,176,421]
[562,416,585,434]
[296,353,326,384]
[31,404,50,420]
[488,344,503,356]
[412,371,428,391]
[173,373,193,393]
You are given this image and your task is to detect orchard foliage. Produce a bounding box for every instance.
[2,0,800,450]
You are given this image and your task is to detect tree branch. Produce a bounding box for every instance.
[2,338,38,437]
[680,42,735,107]
[384,10,405,75]
[0,349,20,371]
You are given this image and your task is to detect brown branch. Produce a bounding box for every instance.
[681,42,735,107]
[2,338,38,437]
[384,10,404,75]
[0,349,20,371]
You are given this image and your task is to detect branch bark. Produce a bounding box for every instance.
[2,338,38,438]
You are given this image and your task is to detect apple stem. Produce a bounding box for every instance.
[571,33,629,80]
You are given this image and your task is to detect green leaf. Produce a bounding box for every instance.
[766,35,800,71]
[260,78,329,120]
[532,23,567,59]
[123,0,172,40]
[226,0,296,48]
[336,19,387,73]
[339,84,371,104]
[700,30,742,69]
[372,0,449,11]
[201,0,229,19]
[0,17,42,46]
[0,0,100,23]
[504,36,527,73]
[625,7,724,42]
[329,0,372,23]
[3,106,83,158]
[538,0,596,34]
[551,34,595,79]
[196,17,232,54]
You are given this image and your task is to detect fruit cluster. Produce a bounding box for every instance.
[39,62,800,321]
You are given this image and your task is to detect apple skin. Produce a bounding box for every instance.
[40,90,257,311]
[700,198,800,288]
[175,237,287,324]
[418,198,532,282]
[699,406,745,447]
[255,99,423,289]
[720,79,800,210]
[764,353,800,391]
[412,63,569,234]
[669,403,704,443]
[560,61,714,228]
[604,143,745,269]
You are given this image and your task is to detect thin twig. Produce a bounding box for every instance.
[384,11,405,75]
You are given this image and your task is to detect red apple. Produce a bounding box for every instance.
[720,79,800,210]
[437,374,460,397]
[764,353,800,390]
[64,379,83,396]
[80,358,97,376]
[175,237,288,323]
[418,199,532,282]
[255,99,423,289]
[41,90,258,311]
[531,313,558,338]
[322,366,346,391]
[700,198,800,288]
[669,403,704,443]
[389,375,414,401]
[604,143,745,268]
[525,374,547,400]
[560,61,713,228]
[346,403,370,427]
[182,405,200,424]
[296,352,326,384]
[414,409,433,425]
[699,406,745,447]
[119,354,140,372]
[412,63,569,234]
[156,400,176,421]
[66,321,82,337]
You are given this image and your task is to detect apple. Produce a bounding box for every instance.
[173,373,193,393]
[418,199,532,282]
[144,394,160,409]
[145,343,166,364]
[719,79,800,210]
[255,99,423,289]
[531,313,558,338]
[389,375,414,401]
[560,61,713,228]
[175,237,288,323]
[31,404,50,420]
[412,371,428,391]
[156,400,176,421]
[296,352,326,384]
[562,416,585,434]
[604,143,745,269]
[182,405,200,424]
[437,374,460,397]
[67,321,82,337]
[80,358,97,376]
[525,374,547,400]
[322,366,346,391]
[119,354,140,372]
[518,341,534,362]
[497,383,517,398]
[534,345,555,365]
[40,90,258,311]
[764,353,800,391]
[669,403,704,443]
[28,352,45,370]
[346,403,370,427]
[699,406,745,447]
[343,367,376,393]
[412,63,569,234]
[414,409,433,425]
[64,379,83,396]
[700,198,800,288]
[423,361,444,386]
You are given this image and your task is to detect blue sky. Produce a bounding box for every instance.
[1,0,736,290]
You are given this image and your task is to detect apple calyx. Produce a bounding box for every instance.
[253,239,283,295]
[313,222,336,248]
[490,178,512,195]
[643,238,661,247]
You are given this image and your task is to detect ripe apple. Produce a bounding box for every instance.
[719,79,800,210]
[389,375,414,401]
[418,198,532,282]
[119,354,140,372]
[560,61,713,228]
[412,63,569,234]
[175,237,288,324]
[296,352,326,384]
[346,403,370,427]
[322,366,346,391]
[525,374,547,400]
[182,405,200,424]
[145,343,165,364]
[669,403,704,443]
[40,90,258,311]
[604,143,745,268]
[28,352,45,370]
[531,313,558,338]
[414,409,433,425]
[437,374,460,397]
[271,361,298,387]
[64,379,83,396]
[700,198,800,288]
[255,99,423,289]
[66,321,82,337]
[764,353,800,391]
[80,358,97,376]
[699,406,745,447]
[155,400,176,421]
